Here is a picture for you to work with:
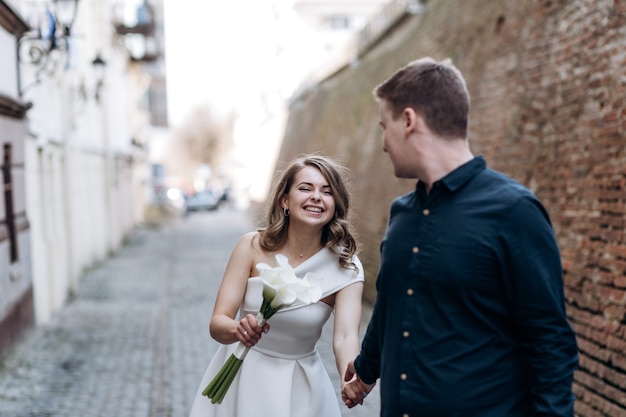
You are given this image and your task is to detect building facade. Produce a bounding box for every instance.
[0,0,165,357]
[0,0,34,358]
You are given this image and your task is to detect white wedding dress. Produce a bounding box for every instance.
[188,249,363,417]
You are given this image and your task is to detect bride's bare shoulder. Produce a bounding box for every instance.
[237,231,266,260]
[238,231,282,272]
[237,230,264,253]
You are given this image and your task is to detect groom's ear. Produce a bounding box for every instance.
[402,107,418,134]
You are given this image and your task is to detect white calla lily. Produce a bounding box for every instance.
[258,254,323,309]
[291,272,323,304]
[269,284,298,309]
[261,282,277,303]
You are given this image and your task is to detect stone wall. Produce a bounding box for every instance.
[275,0,626,415]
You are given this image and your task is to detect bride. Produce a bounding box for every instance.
[188,155,372,417]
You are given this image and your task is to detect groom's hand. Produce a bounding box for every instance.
[341,361,376,408]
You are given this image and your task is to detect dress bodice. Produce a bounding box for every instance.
[240,277,333,358]
[239,248,363,358]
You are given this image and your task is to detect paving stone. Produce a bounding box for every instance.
[0,209,380,417]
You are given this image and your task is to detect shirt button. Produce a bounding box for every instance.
[403,330,410,338]
[412,246,419,254]
[406,288,414,296]
[400,373,408,381]
[423,209,430,216]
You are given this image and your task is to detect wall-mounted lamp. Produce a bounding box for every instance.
[18,0,80,95]
[73,53,107,110]
[91,53,106,103]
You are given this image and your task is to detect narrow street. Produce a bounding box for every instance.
[0,209,380,417]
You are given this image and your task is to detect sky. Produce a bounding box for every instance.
[160,0,327,202]
[162,0,321,127]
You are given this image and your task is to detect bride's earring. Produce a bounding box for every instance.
[283,207,289,217]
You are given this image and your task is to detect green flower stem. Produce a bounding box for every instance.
[214,356,243,404]
[203,353,244,404]
[201,310,271,404]
[201,314,266,404]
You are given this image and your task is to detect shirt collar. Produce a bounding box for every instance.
[415,155,486,194]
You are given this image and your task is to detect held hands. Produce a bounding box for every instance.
[342,360,376,408]
[237,313,270,348]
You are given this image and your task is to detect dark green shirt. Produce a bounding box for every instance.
[355,156,578,417]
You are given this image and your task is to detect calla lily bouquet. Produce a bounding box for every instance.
[202,254,323,404]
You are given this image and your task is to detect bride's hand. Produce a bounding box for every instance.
[341,361,375,408]
[237,313,269,347]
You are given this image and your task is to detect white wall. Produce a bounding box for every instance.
[20,0,150,324]
[0,30,18,96]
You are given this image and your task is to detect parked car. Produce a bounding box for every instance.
[187,189,220,211]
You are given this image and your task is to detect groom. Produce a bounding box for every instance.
[342,57,579,416]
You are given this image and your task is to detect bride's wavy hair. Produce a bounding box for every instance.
[258,155,358,272]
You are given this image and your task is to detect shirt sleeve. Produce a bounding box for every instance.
[354,288,382,385]
[500,195,579,416]
[353,242,387,385]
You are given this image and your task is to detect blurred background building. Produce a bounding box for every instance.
[0,0,168,356]
[0,0,33,357]
[0,0,397,357]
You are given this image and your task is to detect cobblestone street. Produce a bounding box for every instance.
[0,209,380,417]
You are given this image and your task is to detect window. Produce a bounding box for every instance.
[322,15,351,30]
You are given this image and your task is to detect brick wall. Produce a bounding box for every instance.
[276,0,626,415]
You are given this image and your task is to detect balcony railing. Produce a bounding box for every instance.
[112,1,155,36]
[357,0,423,57]
[111,1,159,62]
